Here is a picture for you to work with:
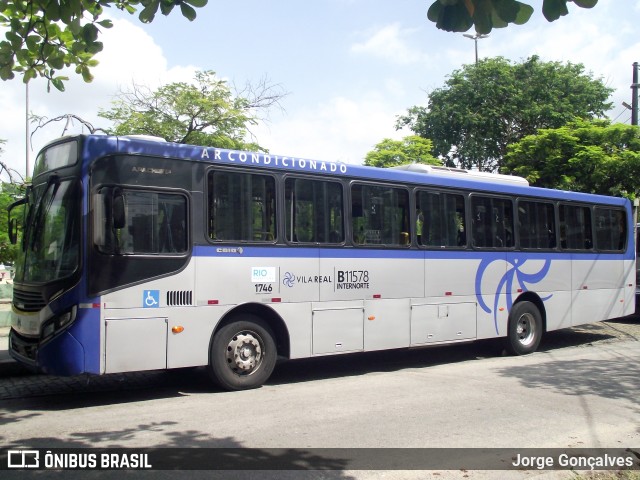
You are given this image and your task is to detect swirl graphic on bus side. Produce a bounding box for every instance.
[475,257,553,334]
[282,272,296,288]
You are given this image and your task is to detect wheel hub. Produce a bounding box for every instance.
[226,332,263,374]
[517,313,535,346]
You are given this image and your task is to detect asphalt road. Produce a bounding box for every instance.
[1,317,639,479]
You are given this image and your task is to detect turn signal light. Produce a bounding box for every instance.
[172,326,184,334]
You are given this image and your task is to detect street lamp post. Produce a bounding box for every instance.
[463,33,489,64]
[25,82,30,179]
[632,62,638,126]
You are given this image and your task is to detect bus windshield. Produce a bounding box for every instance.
[14,177,81,284]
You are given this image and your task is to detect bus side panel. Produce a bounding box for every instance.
[476,299,508,340]
[165,306,230,369]
[364,298,411,350]
[319,254,423,301]
[505,254,572,333]
[411,299,476,344]
[425,257,477,298]
[104,316,167,373]
[572,289,624,326]
[311,301,364,355]
[537,291,572,333]
[573,255,624,289]
[571,255,624,325]
[271,302,312,359]
[623,259,635,316]
[318,253,420,352]
[473,253,507,337]
[77,305,102,374]
[197,252,320,304]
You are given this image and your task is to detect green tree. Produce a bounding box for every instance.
[0,140,26,263]
[0,0,207,91]
[427,0,597,34]
[0,181,25,264]
[397,56,613,172]
[364,136,441,168]
[99,70,286,150]
[502,119,640,198]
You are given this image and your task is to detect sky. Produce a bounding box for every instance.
[1,0,640,180]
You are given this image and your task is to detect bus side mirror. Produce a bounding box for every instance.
[7,195,28,245]
[8,218,18,244]
[113,192,125,230]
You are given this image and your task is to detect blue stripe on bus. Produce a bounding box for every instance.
[81,135,632,206]
[193,245,632,261]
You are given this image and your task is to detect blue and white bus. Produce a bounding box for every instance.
[8,134,635,390]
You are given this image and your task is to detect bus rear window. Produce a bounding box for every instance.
[595,207,626,251]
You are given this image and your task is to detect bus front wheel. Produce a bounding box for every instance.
[505,301,543,356]
[209,316,277,391]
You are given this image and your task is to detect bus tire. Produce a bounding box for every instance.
[209,315,277,391]
[505,301,542,356]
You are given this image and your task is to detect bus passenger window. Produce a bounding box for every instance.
[470,196,513,249]
[285,177,344,244]
[351,183,409,247]
[208,170,276,242]
[416,190,466,248]
[560,204,593,250]
[595,207,626,251]
[98,190,188,255]
[517,201,556,250]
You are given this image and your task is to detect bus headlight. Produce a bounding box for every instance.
[42,306,78,340]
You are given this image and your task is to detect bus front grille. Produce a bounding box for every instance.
[13,288,46,312]
[10,332,38,362]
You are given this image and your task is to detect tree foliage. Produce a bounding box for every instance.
[0,141,26,263]
[397,56,613,172]
[0,181,25,264]
[364,136,441,168]
[502,119,640,199]
[99,70,286,150]
[0,0,208,91]
[427,0,598,34]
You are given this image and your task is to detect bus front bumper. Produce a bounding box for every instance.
[10,329,86,376]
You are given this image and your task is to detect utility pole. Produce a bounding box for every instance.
[25,82,30,179]
[632,62,638,126]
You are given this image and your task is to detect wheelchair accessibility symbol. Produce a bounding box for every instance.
[143,290,160,308]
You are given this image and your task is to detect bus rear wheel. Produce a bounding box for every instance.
[209,315,277,391]
[505,301,543,356]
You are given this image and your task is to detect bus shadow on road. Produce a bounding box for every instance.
[267,326,616,387]
[0,323,623,407]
